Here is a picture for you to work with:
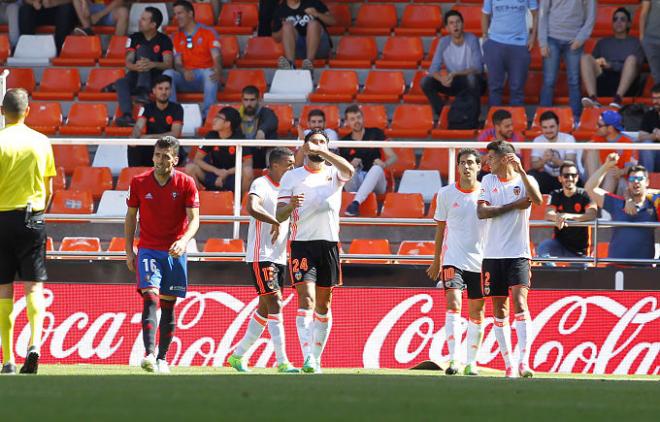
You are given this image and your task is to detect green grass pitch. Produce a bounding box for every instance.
[1,365,659,421]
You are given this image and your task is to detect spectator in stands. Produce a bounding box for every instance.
[18,0,78,53]
[528,111,580,194]
[580,7,644,110]
[185,106,254,193]
[72,0,128,36]
[421,10,484,123]
[240,85,279,170]
[538,161,597,261]
[585,110,636,194]
[294,108,339,166]
[129,75,184,167]
[164,0,222,118]
[258,0,278,36]
[538,0,595,120]
[638,83,660,173]
[481,0,538,106]
[477,109,525,143]
[272,0,335,71]
[115,7,173,128]
[0,0,21,47]
[640,0,660,85]
[586,154,659,260]
[341,105,397,217]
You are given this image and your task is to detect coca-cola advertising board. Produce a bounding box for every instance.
[6,284,659,375]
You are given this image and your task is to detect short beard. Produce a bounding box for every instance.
[244,106,256,116]
[308,154,325,163]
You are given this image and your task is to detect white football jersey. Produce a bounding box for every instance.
[277,165,349,242]
[434,183,484,273]
[478,174,539,259]
[246,175,289,264]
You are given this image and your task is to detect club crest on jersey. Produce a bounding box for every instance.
[267,279,276,290]
[326,176,332,181]
[172,192,178,199]
[145,193,153,200]
[513,186,521,196]
[484,285,490,295]
[295,271,303,281]
[445,281,452,288]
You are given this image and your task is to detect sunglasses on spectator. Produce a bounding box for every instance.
[628,175,646,183]
[186,36,193,49]
[561,173,578,178]
[612,16,628,22]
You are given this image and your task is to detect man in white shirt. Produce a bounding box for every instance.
[477,141,543,378]
[228,148,299,374]
[276,129,354,374]
[427,148,485,376]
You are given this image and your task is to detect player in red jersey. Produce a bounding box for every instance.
[125,136,200,373]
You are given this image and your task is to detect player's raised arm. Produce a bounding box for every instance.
[504,153,543,205]
[303,140,355,181]
[585,152,620,208]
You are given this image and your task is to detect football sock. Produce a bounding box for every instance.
[445,310,460,362]
[141,291,158,356]
[311,311,332,363]
[0,299,14,364]
[296,309,313,359]
[466,318,484,366]
[494,317,513,369]
[234,311,267,357]
[514,311,531,367]
[267,313,289,365]
[157,299,176,361]
[26,291,45,351]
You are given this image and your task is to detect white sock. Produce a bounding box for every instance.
[268,313,289,365]
[234,312,267,357]
[311,311,332,364]
[494,317,513,369]
[514,311,531,368]
[296,309,313,359]
[445,310,460,362]
[466,318,484,366]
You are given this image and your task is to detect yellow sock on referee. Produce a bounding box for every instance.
[26,292,45,350]
[0,298,14,364]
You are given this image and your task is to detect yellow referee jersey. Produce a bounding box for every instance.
[0,123,56,212]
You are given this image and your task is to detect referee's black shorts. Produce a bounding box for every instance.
[0,210,48,284]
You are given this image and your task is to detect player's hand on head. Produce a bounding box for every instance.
[504,153,523,173]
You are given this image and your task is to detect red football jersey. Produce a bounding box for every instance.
[126,169,200,251]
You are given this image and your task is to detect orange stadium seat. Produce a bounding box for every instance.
[25,102,62,135]
[593,242,609,260]
[309,70,359,103]
[59,103,108,136]
[387,148,417,178]
[217,69,266,102]
[236,37,284,67]
[32,68,81,101]
[386,104,433,138]
[402,70,427,104]
[341,192,378,217]
[99,35,128,67]
[648,173,660,188]
[347,238,391,264]
[52,145,90,175]
[0,35,8,64]
[450,6,482,36]
[53,166,66,191]
[380,193,425,218]
[265,104,294,137]
[592,7,619,37]
[329,36,378,68]
[356,71,405,103]
[6,68,35,93]
[326,3,351,35]
[521,71,543,103]
[530,194,550,221]
[484,107,528,132]
[529,46,543,70]
[51,35,102,66]
[106,104,141,137]
[637,77,656,105]
[49,190,94,214]
[203,238,245,261]
[196,103,238,136]
[45,237,54,252]
[427,193,437,218]
[397,240,435,264]
[395,5,442,36]
[116,167,150,190]
[339,105,388,137]
[376,36,424,69]
[573,107,616,140]
[107,237,138,252]
[418,148,453,180]
[431,106,478,140]
[219,35,240,68]
[79,68,125,101]
[300,105,340,130]
[199,191,234,216]
[217,3,259,35]
[349,5,397,36]
[421,37,439,69]
[69,166,113,200]
[59,237,101,252]
[526,107,574,138]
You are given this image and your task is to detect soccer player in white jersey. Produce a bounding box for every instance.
[477,141,543,378]
[427,148,486,376]
[228,148,300,373]
[276,129,354,374]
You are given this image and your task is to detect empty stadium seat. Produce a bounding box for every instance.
[308,70,359,103]
[217,3,258,35]
[25,102,62,135]
[402,70,427,104]
[182,104,203,137]
[380,193,425,218]
[263,70,313,103]
[341,192,378,217]
[347,238,391,264]
[32,68,81,101]
[397,240,435,264]
[649,173,660,189]
[69,166,113,200]
[418,148,454,180]
[349,5,397,36]
[326,3,351,35]
[53,167,66,191]
[356,71,405,103]
[6,67,36,94]
[395,5,442,36]
[0,35,8,64]
[398,170,442,202]
[49,190,94,214]
[99,35,128,67]
[217,69,266,102]
[7,35,56,66]
[376,37,424,69]
[199,191,234,216]
[128,3,168,34]
[96,190,129,216]
[236,37,284,67]
[60,237,102,252]
[266,104,294,137]
[386,104,433,138]
[219,35,240,68]
[387,148,416,179]
[78,68,125,101]
[530,194,550,221]
[91,144,128,174]
[421,37,439,69]
[52,145,90,175]
[116,167,151,190]
[526,107,574,138]
[202,238,245,261]
[329,36,378,68]
[52,35,102,66]
[107,237,138,252]
[59,103,108,136]
[105,104,141,137]
[300,105,340,130]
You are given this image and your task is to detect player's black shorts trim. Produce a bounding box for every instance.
[441,266,483,300]
[289,240,342,288]
[248,261,286,296]
[0,210,48,285]
[481,258,531,297]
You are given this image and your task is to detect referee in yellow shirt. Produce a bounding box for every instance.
[0,88,56,375]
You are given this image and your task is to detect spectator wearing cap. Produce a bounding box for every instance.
[640,0,660,85]
[185,106,254,193]
[638,83,660,173]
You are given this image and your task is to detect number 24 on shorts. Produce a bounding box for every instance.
[291,258,309,273]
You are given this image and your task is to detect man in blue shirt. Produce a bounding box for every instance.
[585,153,659,260]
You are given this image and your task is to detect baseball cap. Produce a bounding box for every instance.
[601,110,624,132]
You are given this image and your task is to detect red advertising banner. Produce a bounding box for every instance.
[6,284,660,375]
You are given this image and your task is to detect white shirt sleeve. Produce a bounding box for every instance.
[277,172,294,204]
[433,188,448,222]
[478,176,492,204]
[249,177,264,198]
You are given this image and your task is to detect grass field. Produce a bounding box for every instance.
[1,365,659,421]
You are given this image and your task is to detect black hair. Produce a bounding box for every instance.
[155,135,180,157]
[344,104,361,116]
[308,109,326,121]
[539,110,559,125]
[242,85,260,97]
[457,148,481,164]
[173,0,194,16]
[559,160,578,175]
[613,7,631,22]
[144,6,163,29]
[651,83,660,95]
[444,10,464,26]
[152,74,172,88]
[492,109,512,126]
[626,164,648,178]
[1,88,29,116]
[304,128,329,143]
[268,147,294,168]
[486,140,516,156]
[218,106,241,133]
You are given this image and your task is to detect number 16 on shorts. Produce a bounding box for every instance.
[136,248,189,298]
